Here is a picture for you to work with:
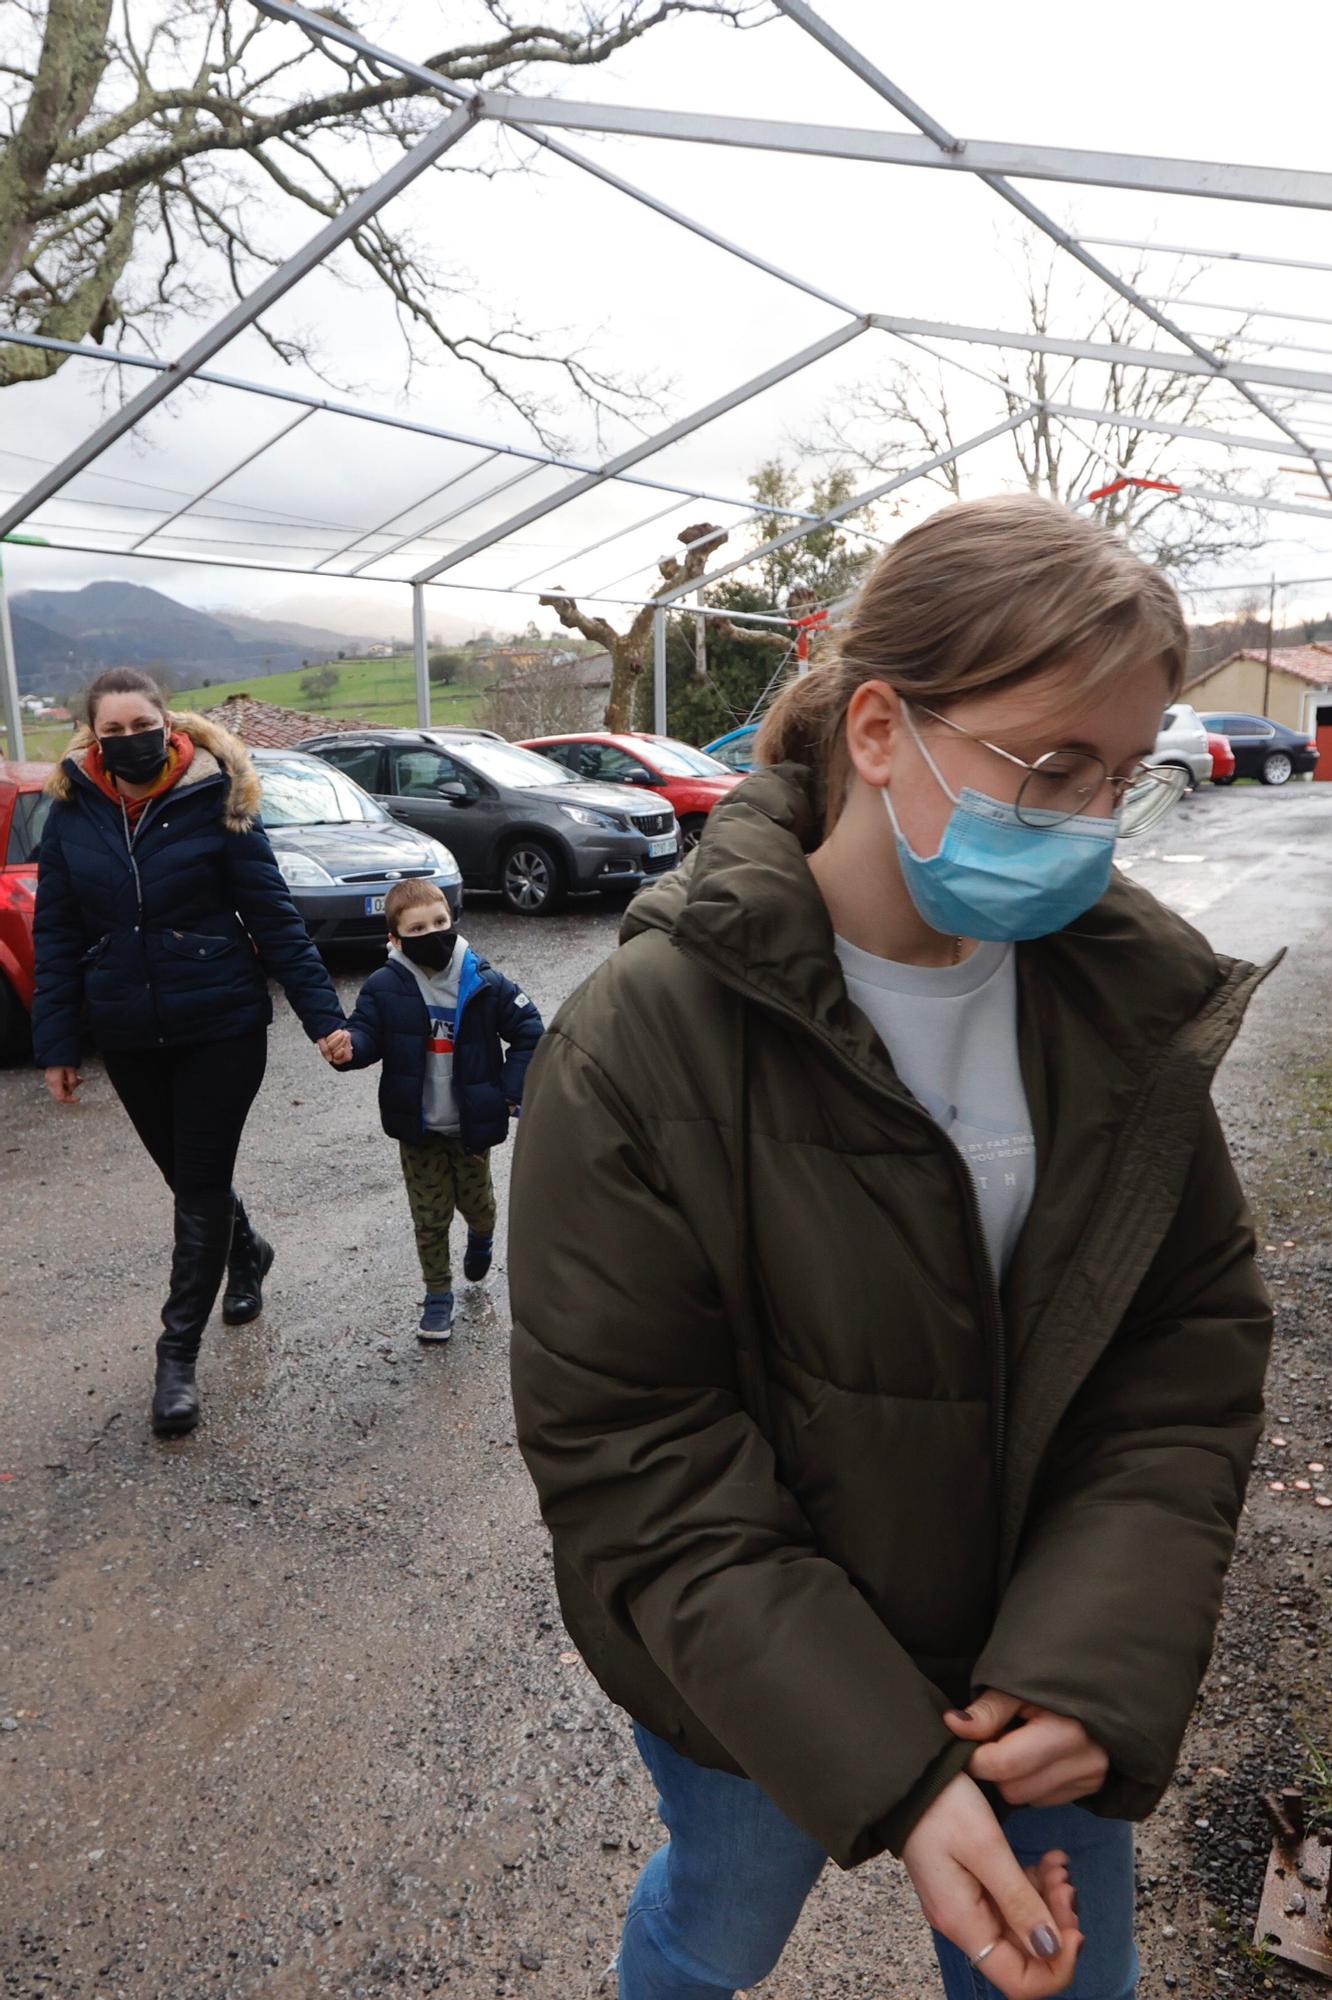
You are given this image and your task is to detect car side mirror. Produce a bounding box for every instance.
[438,781,470,802]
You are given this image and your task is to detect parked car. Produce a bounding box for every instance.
[0,759,53,1058]
[1198,712,1320,786]
[297,728,681,916]
[253,749,462,945]
[1206,731,1236,785]
[518,731,740,851]
[1144,702,1212,791]
[703,723,760,773]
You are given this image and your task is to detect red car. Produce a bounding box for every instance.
[1206,730,1237,784]
[519,731,741,851]
[0,759,53,1058]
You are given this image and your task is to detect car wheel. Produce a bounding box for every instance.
[0,975,31,1064]
[1260,751,1293,786]
[501,839,563,916]
[679,814,708,854]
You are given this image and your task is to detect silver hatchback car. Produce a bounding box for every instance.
[1147,702,1213,791]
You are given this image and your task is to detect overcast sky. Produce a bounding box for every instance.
[5,0,1332,638]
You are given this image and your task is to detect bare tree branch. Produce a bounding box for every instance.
[0,0,762,425]
[801,240,1272,578]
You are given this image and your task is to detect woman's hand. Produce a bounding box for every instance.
[45,1065,83,1103]
[317,1029,353,1066]
[902,1772,1082,1998]
[946,1690,1110,1807]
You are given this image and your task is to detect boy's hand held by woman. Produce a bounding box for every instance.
[946,1691,1110,1807]
[902,1773,1083,1997]
[318,1028,353,1066]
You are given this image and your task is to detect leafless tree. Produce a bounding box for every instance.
[540,520,725,729]
[0,0,758,439]
[481,650,600,738]
[804,243,1274,577]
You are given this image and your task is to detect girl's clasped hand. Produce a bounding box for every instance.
[901,1689,1110,1996]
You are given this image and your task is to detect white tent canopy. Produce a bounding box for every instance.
[5,0,1332,753]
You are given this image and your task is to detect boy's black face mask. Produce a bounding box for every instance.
[400,928,456,972]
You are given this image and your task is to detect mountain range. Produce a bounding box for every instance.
[9,581,358,696]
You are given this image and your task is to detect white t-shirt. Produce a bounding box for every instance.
[391,936,467,1135]
[834,935,1036,1277]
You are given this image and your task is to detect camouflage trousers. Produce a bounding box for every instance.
[398,1133,497,1291]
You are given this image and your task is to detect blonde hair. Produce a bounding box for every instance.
[757,493,1187,827]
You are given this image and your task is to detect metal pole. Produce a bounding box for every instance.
[0,552,24,761]
[774,0,1332,498]
[0,101,480,544]
[695,588,707,685]
[653,606,667,736]
[1081,235,1332,279]
[411,322,868,583]
[652,408,1036,608]
[129,408,316,551]
[870,314,1332,399]
[1264,574,1276,716]
[413,583,430,729]
[0,327,937,535]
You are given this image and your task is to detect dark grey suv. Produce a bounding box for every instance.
[297,728,681,916]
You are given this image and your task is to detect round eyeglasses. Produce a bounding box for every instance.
[913,705,1189,838]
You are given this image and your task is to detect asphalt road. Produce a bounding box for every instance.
[2,783,1329,2000]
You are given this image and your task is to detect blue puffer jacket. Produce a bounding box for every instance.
[344,946,544,1150]
[33,715,345,1068]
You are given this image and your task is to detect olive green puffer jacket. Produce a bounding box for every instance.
[509,764,1273,1868]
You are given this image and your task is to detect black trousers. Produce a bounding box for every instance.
[102,1030,268,1205]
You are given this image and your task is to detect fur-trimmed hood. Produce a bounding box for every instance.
[46,710,263,833]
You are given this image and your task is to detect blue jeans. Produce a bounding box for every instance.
[619,1725,1139,2000]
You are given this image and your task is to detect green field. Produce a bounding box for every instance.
[3,655,486,765]
[175,654,485,729]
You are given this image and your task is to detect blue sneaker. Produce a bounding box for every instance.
[417,1290,454,1342]
[463,1232,494,1283]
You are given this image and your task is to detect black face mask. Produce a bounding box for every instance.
[98,727,168,785]
[400,927,457,972]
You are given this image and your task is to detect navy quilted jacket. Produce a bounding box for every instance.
[32,716,344,1069]
[344,947,544,1150]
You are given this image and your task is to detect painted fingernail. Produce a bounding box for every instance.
[945,1707,974,1722]
[1030,1926,1059,1960]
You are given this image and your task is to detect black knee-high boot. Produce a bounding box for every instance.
[222,1194,274,1326]
[152,1197,235,1436]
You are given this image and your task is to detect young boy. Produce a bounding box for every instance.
[336,880,543,1341]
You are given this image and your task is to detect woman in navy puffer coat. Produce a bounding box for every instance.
[33,668,348,1438]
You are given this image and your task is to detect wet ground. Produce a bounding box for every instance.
[2,785,1330,2000]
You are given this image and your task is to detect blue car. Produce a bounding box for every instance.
[702,723,760,773]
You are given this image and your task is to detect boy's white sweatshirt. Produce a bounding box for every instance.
[389,936,468,1136]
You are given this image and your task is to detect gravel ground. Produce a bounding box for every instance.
[1,785,1329,2000]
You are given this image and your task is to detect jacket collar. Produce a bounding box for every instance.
[48,710,263,834]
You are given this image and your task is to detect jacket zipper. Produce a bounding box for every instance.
[120,793,168,1045]
[677,940,1010,1498]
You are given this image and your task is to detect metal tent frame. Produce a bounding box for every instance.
[5,0,1332,756]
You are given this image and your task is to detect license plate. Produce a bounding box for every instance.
[363,894,387,914]
[648,836,677,858]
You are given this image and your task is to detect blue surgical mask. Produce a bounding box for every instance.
[882,704,1118,942]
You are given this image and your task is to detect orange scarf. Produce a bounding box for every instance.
[85,730,195,825]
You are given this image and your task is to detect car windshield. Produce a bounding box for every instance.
[258,759,387,826]
[454,740,575,789]
[646,737,732,777]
